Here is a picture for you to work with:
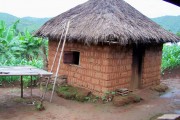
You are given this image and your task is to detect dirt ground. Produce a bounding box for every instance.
[0,69,179,120]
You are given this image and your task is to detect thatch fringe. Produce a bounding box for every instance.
[35,0,179,45]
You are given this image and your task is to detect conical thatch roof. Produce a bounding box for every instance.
[35,0,179,45]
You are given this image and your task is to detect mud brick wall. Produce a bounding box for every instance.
[48,40,132,95]
[141,44,163,88]
[105,46,132,92]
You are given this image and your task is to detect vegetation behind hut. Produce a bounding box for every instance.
[0,20,47,85]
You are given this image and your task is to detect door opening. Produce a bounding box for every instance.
[131,44,145,89]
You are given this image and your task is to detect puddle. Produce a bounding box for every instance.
[174,99,180,105]
[160,91,175,98]
[160,89,180,98]
[174,110,180,114]
[161,88,180,115]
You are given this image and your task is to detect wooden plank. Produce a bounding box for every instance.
[0,66,52,100]
[0,66,52,76]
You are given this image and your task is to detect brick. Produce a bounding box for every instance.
[88,83,94,90]
[94,85,102,92]
[86,76,91,82]
[102,87,114,92]
[126,65,131,71]
[82,82,88,87]
[74,73,80,78]
[102,81,113,87]
[95,72,103,79]
[121,72,128,77]
[102,60,109,66]
[93,66,101,71]
[102,74,109,80]
[127,71,132,76]
[92,78,100,85]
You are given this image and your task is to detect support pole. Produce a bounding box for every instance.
[20,76,23,98]
[50,21,70,102]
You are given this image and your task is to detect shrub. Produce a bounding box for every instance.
[0,20,47,85]
[161,44,180,72]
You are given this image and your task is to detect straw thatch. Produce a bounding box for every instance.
[35,0,179,45]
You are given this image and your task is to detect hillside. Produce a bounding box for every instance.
[151,15,180,34]
[0,12,180,34]
[0,12,50,33]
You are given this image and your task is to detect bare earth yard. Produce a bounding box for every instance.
[0,70,179,120]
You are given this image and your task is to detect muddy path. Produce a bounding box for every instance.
[0,78,179,120]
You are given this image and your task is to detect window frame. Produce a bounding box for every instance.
[63,50,80,66]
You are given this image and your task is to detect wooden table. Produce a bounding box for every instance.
[0,66,52,98]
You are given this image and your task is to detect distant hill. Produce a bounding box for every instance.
[0,12,180,34]
[151,15,180,34]
[0,12,50,33]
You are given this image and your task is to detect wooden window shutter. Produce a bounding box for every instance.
[63,51,74,64]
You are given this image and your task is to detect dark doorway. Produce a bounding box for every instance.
[131,44,145,89]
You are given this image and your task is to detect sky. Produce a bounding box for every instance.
[0,0,180,18]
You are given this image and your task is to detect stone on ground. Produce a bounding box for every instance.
[157,114,180,120]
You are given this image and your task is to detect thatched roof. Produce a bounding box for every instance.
[164,0,180,7]
[35,0,179,45]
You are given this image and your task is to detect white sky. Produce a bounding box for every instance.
[0,0,180,18]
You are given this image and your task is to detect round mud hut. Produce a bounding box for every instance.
[35,0,179,95]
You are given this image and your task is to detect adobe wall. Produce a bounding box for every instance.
[141,44,163,88]
[48,41,132,95]
[48,40,162,95]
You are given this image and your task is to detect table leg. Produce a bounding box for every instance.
[21,76,23,98]
[30,76,32,98]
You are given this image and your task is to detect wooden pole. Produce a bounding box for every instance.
[50,21,70,102]
[30,76,32,98]
[20,76,23,98]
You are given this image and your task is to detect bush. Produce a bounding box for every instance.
[161,44,180,72]
[34,101,45,111]
[0,20,47,85]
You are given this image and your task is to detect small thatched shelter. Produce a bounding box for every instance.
[35,0,179,95]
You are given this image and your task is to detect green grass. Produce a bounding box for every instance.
[161,44,180,72]
[56,85,91,102]
[56,85,78,100]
